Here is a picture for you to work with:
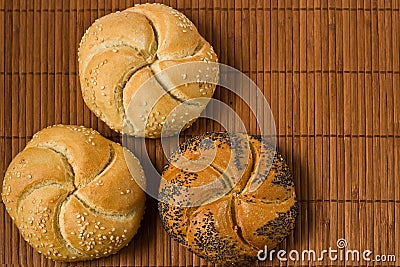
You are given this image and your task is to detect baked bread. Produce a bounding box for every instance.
[78,3,218,138]
[159,132,297,265]
[1,125,146,261]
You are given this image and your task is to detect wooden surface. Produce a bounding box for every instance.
[1,0,400,266]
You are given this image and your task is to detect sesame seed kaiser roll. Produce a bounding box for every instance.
[78,3,218,138]
[159,132,298,265]
[1,125,146,261]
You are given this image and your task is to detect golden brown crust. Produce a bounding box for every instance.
[2,125,146,262]
[80,46,148,130]
[150,39,217,102]
[186,196,258,264]
[75,143,145,215]
[18,185,78,260]
[78,3,218,137]
[26,125,112,187]
[159,132,298,265]
[130,4,200,59]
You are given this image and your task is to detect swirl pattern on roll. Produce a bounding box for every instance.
[2,125,146,261]
[159,132,298,265]
[78,3,218,138]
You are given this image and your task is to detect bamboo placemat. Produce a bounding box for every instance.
[1,0,399,266]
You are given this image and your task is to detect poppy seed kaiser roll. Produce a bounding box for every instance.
[78,3,218,138]
[1,125,146,261]
[159,132,298,265]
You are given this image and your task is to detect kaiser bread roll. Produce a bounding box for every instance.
[78,3,218,138]
[1,125,146,261]
[159,132,297,265]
